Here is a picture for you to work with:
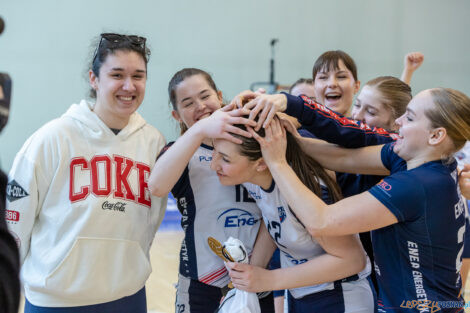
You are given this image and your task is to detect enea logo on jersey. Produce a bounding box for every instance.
[377,179,392,192]
[6,180,29,202]
[277,206,286,223]
[218,208,258,228]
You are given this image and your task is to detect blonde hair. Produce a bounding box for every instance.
[426,88,470,151]
[365,76,412,120]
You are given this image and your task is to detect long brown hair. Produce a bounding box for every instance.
[233,124,342,203]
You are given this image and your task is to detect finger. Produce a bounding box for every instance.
[227,115,257,127]
[224,125,252,138]
[228,107,252,118]
[263,108,278,129]
[248,127,264,144]
[255,103,270,131]
[248,103,264,122]
[221,102,235,112]
[255,88,266,94]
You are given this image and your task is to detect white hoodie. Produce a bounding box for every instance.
[6,100,167,307]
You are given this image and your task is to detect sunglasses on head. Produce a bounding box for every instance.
[93,33,147,63]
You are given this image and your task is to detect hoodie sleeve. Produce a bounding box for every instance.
[6,136,50,265]
[283,93,398,148]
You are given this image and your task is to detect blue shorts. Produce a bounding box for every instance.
[24,287,146,313]
[175,274,274,313]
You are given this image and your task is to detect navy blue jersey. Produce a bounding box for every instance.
[283,93,398,148]
[368,143,465,312]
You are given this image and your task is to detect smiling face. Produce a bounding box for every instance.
[393,90,435,161]
[171,74,223,129]
[210,139,262,186]
[89,50,146,129]
[351,85,396,131]
[313,59,360,115]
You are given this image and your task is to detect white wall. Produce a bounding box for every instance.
[1,0,469,169]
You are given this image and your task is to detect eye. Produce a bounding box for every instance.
[201,95,210,100]
[133,74,144,80]
[337,75,347,79]
[111,73,122,78]
[183,102,193,108]
[222,157,230,163]
[317,75,327,80]
[366,109,377,116]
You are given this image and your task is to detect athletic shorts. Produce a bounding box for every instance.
[287,277,376,313]
[175,274,274,313]
[24,287,146,313]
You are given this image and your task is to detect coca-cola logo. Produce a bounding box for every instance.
[102,201,126,212]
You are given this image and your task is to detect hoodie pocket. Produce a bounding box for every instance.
[45,237,151,302]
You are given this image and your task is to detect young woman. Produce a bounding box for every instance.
[147,68,274,313]
[289,78,315,99]
[312,50,360,116]
[210,118,375,313]
[247,88,470,312]
[6,33,167,312]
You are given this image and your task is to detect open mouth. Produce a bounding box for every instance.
[196,112,212,121]
[117,95,135,103]
[325,92,342,102]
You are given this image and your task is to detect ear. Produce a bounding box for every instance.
[353,80,361,94]
[428,127,447,146]
[89,69,98,91]
[217,90,223,102]
[255,158,268,172]
[171,110,182,122]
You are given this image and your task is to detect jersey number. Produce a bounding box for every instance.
[235,185,256,203]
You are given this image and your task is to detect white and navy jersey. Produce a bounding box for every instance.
[368,143,465,312]
[164,143,262,287]
[242,180,371,299]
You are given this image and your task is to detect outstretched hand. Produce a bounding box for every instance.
[248,117,288,166]
[244,94,288,131]
[229,88,266,110]
[199,108,256,144]
[226,262,271,293]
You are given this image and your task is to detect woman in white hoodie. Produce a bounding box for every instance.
[6,33,167,313]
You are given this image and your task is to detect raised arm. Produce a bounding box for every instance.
[281,117,389,176]
[148,108,255,197]
[400,52,424,85]
[238,92,397,147]
[252,119,397,237]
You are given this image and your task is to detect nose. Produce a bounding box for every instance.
[122,77,136,92]
[194,98,207,111]
[395,113,404,127]
[327,76,338,87]
[352,108,365,123]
